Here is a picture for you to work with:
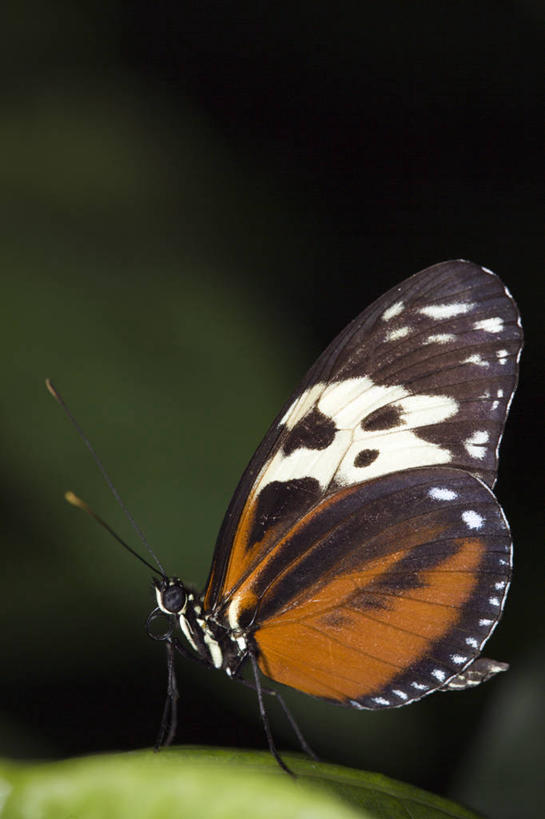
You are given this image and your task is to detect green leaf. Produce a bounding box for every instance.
[0,747,481,819]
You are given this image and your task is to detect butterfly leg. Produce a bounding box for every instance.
[155,633,180,749]
[145,610,181,749]
[249,650,302,776]
[147,610,214,749]
[235,672,318,762]
[266,689,318,762]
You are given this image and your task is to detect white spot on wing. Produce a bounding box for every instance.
[431,668,447,682]
[419,302,475,319]
[497,349,509,365]
[428,486,458,501]
[464,430,490,459]
[426,333,456,344]
[257,377,459,492]
[280,382,325,428]
[465,637,479,649]
[473,316,505,333]
[489,596,501,607]
[373,696,390,706]
[462,510,485,529]
[463,354,489,368]
[392,689,408,700]
[382,300,404,321]
[451,654,467,664]
[385,325,410,341]
[331,384,458,486]
[318,378,392,426]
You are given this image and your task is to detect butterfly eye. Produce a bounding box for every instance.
[160,582,186,613]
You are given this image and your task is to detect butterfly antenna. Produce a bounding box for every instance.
[46,378,167,576]
[65,491,160,574]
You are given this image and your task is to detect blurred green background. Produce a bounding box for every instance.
[1,2,543,817]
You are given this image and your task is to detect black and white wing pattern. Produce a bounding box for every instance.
[204,260,522,612]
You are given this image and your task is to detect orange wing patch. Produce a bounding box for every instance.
[210,479,346,615]
[255,537,484,701]
[204,476,322,611]
[205,467,511,708]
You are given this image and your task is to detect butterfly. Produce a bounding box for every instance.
[51,259,523,771]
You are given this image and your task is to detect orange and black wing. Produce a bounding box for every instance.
[204,261,521,617]
[233,467,512,706]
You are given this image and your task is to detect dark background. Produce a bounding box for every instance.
[2,2,543,817]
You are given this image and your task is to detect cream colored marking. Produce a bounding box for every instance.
[280,382,325,428]
[203,632,223,668]
[429,486,458,501]
[155,586,165,611]
[464,430,489,459]
[419,302,475,319]
[496,349,509,365]
[425,333,456,344]
[382,300,404,321]
[385,325,410,341]
[257,377,458,491]
[473,316,504,333]
[451,654,467,664]
[463,353,489,367]
[227,598,242,630]
[462,510,485,530]
[178,614,199,652]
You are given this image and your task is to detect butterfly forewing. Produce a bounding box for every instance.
[205,261,521,615]
[247,467,512,706]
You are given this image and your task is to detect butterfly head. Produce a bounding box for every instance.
[154,577,187,615]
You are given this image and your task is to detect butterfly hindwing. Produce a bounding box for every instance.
[204,261,521,612]
[240,467,511,707]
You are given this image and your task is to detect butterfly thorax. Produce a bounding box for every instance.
[154,578,247,677]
